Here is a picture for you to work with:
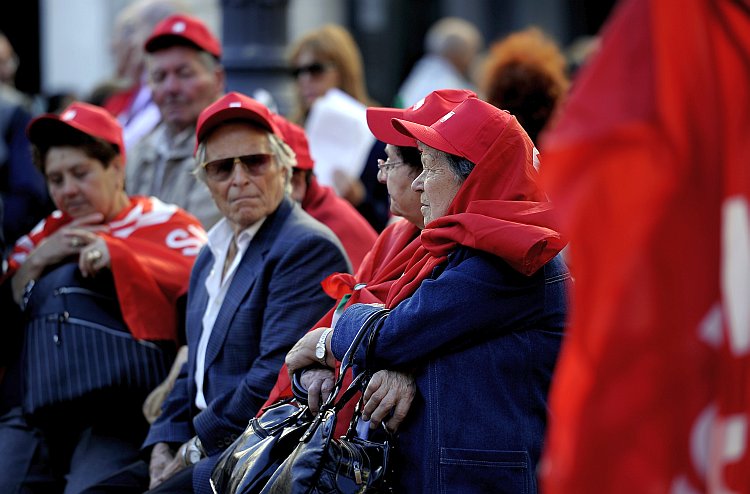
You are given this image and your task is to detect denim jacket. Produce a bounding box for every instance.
[332,247,570,493]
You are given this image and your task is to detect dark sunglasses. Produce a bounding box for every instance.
[291,62,332,79]
[201,154,274,181]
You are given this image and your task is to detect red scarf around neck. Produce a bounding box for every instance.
[386,118,566,307]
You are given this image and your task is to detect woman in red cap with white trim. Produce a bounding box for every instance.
[0,101,206,493]
[286,97,570,493]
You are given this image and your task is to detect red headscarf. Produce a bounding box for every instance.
[386,99,565,307]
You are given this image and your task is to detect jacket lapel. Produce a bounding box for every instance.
[202,198,294,372]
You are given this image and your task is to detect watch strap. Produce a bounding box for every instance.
[316,327,334,366]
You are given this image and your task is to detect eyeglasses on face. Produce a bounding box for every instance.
[376,159,405,174]
[291,62,333,79]
[201,154,274,181]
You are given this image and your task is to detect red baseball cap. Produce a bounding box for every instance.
[145,14,221,58]
[366,89,477,147]
[391,97,515,165]
[27,101,126,161]
[195,92,280,152]
[272,115,314,170]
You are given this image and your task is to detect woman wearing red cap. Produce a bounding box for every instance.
[0,101,206,493]
[286,97,570,492]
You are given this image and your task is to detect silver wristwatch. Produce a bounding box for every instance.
[315,327,334,366]
[182,436,205,466]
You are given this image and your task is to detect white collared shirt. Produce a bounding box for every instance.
[194,217,266,409]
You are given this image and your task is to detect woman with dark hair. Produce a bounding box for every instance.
[287,97,569,492]
[0,101,205,493]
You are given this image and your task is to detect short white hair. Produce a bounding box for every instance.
[425,17,483,61]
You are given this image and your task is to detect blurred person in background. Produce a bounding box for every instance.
[126,13,225,229]
[394,17,483,107]
[288,24,390,232]
[479,26,570,145]
[93,0,187,151]
[0,31,54,249]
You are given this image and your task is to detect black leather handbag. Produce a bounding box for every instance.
[21,263,174,415]
[260,308,394,494]
[210,399,313,494]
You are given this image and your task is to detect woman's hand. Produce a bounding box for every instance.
[362,370,416,433]
[78,235,111,278]
[333,170,365,207]
[10,213,105,304]
[300,368,336,414]
[149,441,189,489]
[285,327,333,376]
[29,213,105,270]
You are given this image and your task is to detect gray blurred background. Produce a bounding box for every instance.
[1,0,616,115]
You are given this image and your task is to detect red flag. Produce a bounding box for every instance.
[540,0,750,492]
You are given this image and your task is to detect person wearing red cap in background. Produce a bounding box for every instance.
[88,92,349,494]
[286,97,569,493]
[125,13,225,230]
[272,114,377,272]
[0,101,206,493]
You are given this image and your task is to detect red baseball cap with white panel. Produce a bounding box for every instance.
[195,92,280,152]
[145,13,221,58]
[27,101,126,161]
[366,89,477,147]
[272,115,314,171]
[391,97,515,165]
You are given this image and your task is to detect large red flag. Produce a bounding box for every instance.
[540,0,750,492]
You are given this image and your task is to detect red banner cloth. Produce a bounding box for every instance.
[540,0,750,492]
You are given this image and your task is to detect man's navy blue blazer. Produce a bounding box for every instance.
[143,197,350,492]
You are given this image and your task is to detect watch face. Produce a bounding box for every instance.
[315,345,325,359]
[188,448,202,464]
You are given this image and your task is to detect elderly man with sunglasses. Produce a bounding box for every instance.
[89,92,351,494]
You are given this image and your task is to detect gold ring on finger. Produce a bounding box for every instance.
[86,249,103,262]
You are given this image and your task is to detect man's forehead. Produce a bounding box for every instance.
[204,123,272,154]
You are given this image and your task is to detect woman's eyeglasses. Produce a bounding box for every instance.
[291,62,332,79]
[377,159,405,174]
[201,154,274,181]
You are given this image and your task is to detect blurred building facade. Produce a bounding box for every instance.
[0,0,615,116]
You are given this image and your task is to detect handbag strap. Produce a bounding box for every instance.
[344,311,392,437]
[319,307,389,413]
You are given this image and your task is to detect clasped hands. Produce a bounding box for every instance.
[285,327,415,432]
[11,213,111,305]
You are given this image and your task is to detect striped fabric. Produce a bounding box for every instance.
[23,317,172,414]
[21,263,175,415]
